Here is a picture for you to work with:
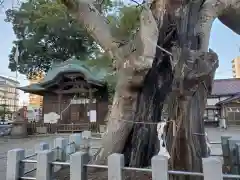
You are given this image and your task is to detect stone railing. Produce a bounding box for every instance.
[6,133,240,180]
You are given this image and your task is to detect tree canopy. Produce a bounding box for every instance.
[5,0,141,79]
[5,0,98,76]
[0,104,11,118]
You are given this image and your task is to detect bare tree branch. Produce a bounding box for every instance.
[114,4,158,70]
[62,0,159,73]
[59,1,159,166]
[61,0,121,61]
[195,0,240,51]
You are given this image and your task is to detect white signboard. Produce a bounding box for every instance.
[89,110,96,122]
[44,112,60,124]
[71,98,96,104]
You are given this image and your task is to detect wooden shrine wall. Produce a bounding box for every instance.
[42,93,109,124]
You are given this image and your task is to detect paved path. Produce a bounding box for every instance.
[0,134,102,179]
[206,127,240,156]
[0,134,71,179]
[1,128,240,179]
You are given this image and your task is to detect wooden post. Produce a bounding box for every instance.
[41,97,44,124]
[88,87,92,125]
[58,93,62,121]
[72,123,74,134]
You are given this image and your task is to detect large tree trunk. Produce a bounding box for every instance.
[166,48,218,180]
[79,3,161,166]
[123,51,173,167]
[61,0,240,177]
[122,9,175,167]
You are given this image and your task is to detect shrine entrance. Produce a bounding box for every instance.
[18,59,109,133]
[64,98,97,124]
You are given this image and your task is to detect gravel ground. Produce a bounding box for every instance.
[1,127,240,179]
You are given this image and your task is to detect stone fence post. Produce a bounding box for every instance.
[202,157,223,180]
[36,150,54,180]
[221,135,231,168]
[35,142,49,153]
[6,149,25,180]
[33,142,50,170]
[54,137,68,161]
[69,133,82,151]
[152,155,168,180]
[70,152,89,180]
[228,137,240,178]
[6,148,229,180]
[108,153,124,180]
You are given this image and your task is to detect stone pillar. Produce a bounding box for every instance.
[152,155,168,180]
[36,150,54,180]
[69,133,82,150]
[10,121,27,138]
[108,153,124,180]
[6,149,25,180]
[202,157,223,180]
[54,137,68,161]
[70,152,89,180]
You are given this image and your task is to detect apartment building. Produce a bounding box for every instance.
[29,72,44,107]
[0,75,20,112]
[232,57,240,78]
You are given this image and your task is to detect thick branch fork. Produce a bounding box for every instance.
[195,0,240,51]
[62,0,159,71]
[60,0,164,166]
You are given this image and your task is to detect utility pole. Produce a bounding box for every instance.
[14,45,19,113]
[0,84,8,121]
[3,91,6,121]
[14,70,18,112]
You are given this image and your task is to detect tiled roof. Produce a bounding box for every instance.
[17,83,45,91]
[211,78,240,96]
[216,94,240,105]
[40,58,106,86]
[18,57,113,94]
[0,75,20,84]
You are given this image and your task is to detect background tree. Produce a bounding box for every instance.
[87,4,142,101]
[5,0,141,81]
[5,0,99,77]
[0,104,11,120]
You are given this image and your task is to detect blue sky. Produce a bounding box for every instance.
[209,20,240,78]
[0,1,239,103]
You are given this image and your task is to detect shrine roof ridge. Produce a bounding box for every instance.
[18,57,112,94]
[40,58,107,86]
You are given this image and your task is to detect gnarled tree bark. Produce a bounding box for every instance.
[166,48,218,180]
[61,0,240,178]
[61,0,161,166]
